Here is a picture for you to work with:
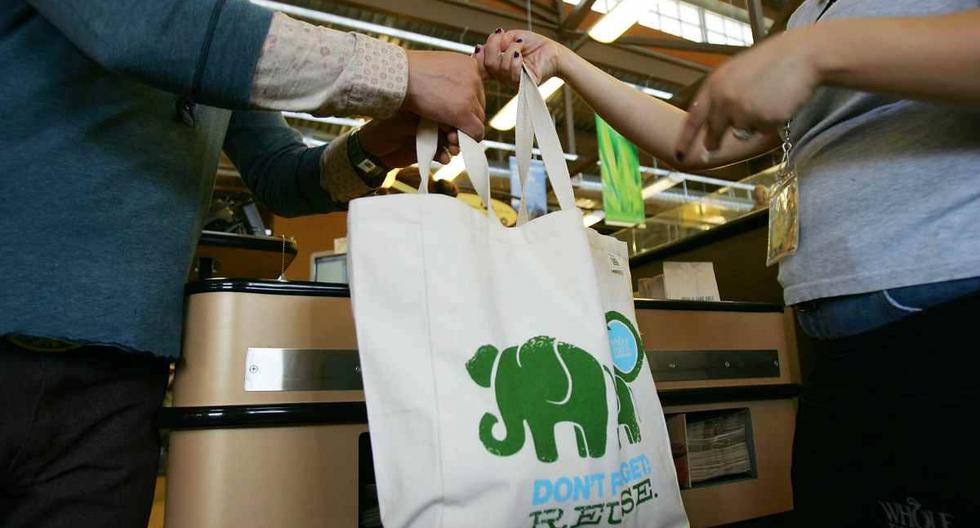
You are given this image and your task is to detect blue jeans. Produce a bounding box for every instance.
[794,276,980,340]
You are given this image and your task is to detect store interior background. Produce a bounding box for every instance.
[216,0,796,303]
[178,1,811,527]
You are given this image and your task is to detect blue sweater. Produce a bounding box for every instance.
[0,0,342,358]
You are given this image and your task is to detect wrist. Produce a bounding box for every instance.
[402,51,421,114]
[555,45,586,87]
[346,129,390,187]
[554,45,574,80]
[796,25,836,86]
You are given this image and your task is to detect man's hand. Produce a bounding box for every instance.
[359,111,460,168]
[402,51,486,141]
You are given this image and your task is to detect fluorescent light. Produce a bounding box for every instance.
[588,0,645,44]
[282,112,365,128]
[489,77,566,131]
[641,176,682,199]
[381,168,401,189]
[482,139,579,162]
[433,155,465,182]
[583,210,606,227]
[640,86,674,100]
[250,0,473,53]
[620,82,674,100]
[390,180,418,194]
[639,168,756,191]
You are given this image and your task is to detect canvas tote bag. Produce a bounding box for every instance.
[347,67,687,528]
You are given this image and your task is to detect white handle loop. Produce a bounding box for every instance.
[415,119,497,223]
[514,66,578,225]
[415,119,439,193]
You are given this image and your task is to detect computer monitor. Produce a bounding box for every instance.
[310,250,348,284]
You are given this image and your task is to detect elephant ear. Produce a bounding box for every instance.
[466,345,499,388]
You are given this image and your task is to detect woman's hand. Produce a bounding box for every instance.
[477,29,567,84]
[675,27,822,161]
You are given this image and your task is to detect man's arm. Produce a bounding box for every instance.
[223,110,445,217]
[249,12,406,120]
[28,1,486,138]
[223,111,340,218]
[27,0,271,109]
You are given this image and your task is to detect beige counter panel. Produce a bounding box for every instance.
[166,283,798,527]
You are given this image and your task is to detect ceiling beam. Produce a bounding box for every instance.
[616,36,746,55]
[553,0,564,25]
[498,0,559,24]
[746,0,768,43]
[558,0,596,32]
[321,0,711,85]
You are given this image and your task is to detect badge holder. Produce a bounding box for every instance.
[766,122,800,267]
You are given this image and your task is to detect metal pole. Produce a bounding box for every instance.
[746,0,767,43]
[563,85,577,155]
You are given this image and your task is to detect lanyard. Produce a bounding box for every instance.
[816,0,838,22]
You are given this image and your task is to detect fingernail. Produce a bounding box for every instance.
[514,51,520,58]
[474,45,481,54]
[516,38,524,43]
[675,151,685,161]
[495,28,503,34]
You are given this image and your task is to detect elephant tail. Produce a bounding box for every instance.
[478,412,524,457]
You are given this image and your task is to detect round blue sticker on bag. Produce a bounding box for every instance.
[608,319,638,373]
[606,311,644,381]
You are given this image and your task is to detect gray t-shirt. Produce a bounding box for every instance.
[780,0,980,305]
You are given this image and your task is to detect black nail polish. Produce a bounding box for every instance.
[474,45,481,54]
[675,151,685,161]
[514,51,520,58]
[495,28,503,34]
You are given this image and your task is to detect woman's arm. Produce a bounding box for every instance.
[479,31,778,171]
[558,48,779,170]
[676,10,980,159]
[817,11,980,103]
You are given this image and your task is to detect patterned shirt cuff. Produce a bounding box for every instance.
[250,13,408,119]
[320,132,375,204]
[339,35,408,119]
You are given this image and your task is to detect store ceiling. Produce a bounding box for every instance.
[225,0,798,219]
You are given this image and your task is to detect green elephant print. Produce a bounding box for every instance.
[608,371,641,445]
[606,311,644,447]
[466,336,608,463]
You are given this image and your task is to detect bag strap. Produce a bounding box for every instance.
[415,120,497,223]
[514,81,533,225]
[514,67,578,225]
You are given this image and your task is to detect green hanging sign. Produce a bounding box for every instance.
[595,116,645,227]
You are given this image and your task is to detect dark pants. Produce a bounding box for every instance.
[0,340,170,528]
[792,293,980,527]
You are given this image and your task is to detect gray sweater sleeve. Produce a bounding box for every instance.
[223,111,342,218]
[26,0,273,109]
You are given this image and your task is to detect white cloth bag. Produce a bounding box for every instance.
[348,68,688,528]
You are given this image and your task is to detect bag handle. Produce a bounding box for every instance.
[415,119,498,223]
[514,67,578,225]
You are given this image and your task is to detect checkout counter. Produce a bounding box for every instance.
[159,277,799,527]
